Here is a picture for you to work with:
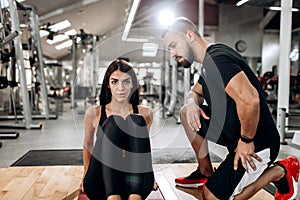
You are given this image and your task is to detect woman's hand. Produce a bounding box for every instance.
[77,182,89,200]
[153,181,159,191]
[80,181,84,192]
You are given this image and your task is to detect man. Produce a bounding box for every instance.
[163,17,299,200]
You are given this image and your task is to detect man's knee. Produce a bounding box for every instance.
[179,105,187,122]
[202,186,218,200]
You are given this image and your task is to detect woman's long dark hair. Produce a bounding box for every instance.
[99,59,139,106]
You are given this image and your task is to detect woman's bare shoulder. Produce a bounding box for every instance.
[137,105,153,118]
[85,105,101,119]
[84,105,102,129]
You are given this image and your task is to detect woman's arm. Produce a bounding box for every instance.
[83,106,100,176]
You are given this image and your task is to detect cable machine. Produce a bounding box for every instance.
[0,3,57,120]
[0,0,41,129]
[27,5,51,119]
[0,1,19,139]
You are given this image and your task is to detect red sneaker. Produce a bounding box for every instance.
[175,167,208,188]
[274,156,299,200]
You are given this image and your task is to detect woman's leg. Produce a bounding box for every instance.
[126,115,155,199]
[83,154,106,199]
[100,117,126,197]
[128,194,142,200]
[107,195,121,200]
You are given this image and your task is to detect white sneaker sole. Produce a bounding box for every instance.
[175,182,205,188]
[288,177,298,200]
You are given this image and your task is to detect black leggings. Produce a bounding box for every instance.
[83,114,154,200]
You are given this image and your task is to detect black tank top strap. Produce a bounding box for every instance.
[132,104,139,114]
[99,105,107,127]
[99,104,138,126]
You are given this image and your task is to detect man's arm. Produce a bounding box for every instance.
[225,71,262,172]
[225,71,259,140]
[184,82,209,131]
[186,82,205,105]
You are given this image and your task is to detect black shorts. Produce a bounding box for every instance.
[196,106,280,199]
[205,148,278,199]
[83,157,154,200]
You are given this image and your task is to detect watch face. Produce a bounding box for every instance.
[235,40,247,53]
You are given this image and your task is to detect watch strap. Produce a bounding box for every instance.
[240,135,254,143]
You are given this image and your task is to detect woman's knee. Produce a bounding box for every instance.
[128,194,142,200]
[107,195,121,200]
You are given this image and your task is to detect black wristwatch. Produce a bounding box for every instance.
[240,135,254,143]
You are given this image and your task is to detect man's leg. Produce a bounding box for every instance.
[179,105,214,177]
[235,156,299,200]
[234,165,285,200]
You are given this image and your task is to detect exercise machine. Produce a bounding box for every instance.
[0,77,20,138]
[0,0,41,129]
[163,57,195,124]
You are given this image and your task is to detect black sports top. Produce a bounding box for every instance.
[99,104,139,127]
[197,43,279,152]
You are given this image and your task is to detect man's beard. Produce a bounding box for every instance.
[181,59,192,68]
[181,50,194,68]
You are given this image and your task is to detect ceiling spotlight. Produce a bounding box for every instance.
[236,0,249,7]
[64,29,77,36]
[290,49,299,62]
[39,30,49,38]
[158,9,175,27]
[269,6,299,12]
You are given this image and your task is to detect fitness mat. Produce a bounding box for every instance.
[11,149,83,166]
[11,148,222,167]
[151,148,223,163]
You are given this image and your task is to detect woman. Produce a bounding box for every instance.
[81,59,156,200]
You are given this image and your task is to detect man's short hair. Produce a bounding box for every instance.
[162,17,201,39]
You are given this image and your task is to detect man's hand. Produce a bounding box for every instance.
[186,100,209,132]
[234,140,262,172]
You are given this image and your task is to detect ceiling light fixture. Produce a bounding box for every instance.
[236,0,249,7]
[39,30,49,37]
[269,6,299,12]
[126,38,149,42]
[142,43,158,57]
[64,29,77,36]
[46,34,69,45]
[122,0,141,41]
[290,49,299,62]
[158,9,175,26]
[49,20,71,32]
[55,40,73,50]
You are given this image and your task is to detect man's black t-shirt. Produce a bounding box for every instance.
[197,43,280,153]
